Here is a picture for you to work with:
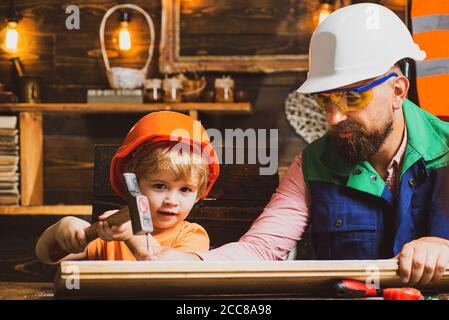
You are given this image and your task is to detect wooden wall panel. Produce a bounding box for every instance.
[20,112,44,205]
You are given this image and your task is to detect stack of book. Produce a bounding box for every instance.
[0,115,19,205]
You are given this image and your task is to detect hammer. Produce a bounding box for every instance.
[48,173,153,262]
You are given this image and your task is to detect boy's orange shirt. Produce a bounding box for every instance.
[86,221,209,260]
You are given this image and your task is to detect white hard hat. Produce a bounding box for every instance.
[297,3,426,94]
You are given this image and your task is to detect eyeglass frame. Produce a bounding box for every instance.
[317,73,399,95]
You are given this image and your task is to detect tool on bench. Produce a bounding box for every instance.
[334,279,424,300]
[48,173,153,262]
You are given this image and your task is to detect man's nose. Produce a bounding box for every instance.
[326,104,348,126]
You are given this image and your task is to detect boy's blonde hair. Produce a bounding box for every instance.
[124,140,210,198]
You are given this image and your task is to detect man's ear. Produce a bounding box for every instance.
[392,76,410,110]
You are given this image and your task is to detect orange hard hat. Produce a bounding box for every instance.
[110,111,220,199]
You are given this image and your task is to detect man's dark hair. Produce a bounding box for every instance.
[396,58,420,105]
[395,58,410,77]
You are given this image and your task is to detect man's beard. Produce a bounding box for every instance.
[330,118,394,164]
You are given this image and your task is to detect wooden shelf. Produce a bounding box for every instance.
[0,102,252,114]
[0,205,92,215]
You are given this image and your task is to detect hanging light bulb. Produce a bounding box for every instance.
[118,11,131,51]
[2,0,20,54]
[5,21,19,52]
[317,0,334,26]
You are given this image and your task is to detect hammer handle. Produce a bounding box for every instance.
[84,207,129,243]
[48,207,130,262]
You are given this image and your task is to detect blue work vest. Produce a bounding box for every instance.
[302,100,449,259]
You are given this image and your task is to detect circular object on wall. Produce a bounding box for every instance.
[285,90,327,144]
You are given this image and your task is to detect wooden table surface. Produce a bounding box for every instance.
[0,282,352,300]
[0,282,318,300]
[0,282,317,300]
[2,281,449,300]
[0,282,54,300]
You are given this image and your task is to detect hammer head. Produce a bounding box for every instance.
[123,173,153,235]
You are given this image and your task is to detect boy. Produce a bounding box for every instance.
[35,111,219,263]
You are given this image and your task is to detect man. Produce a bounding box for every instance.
[151,3,449,285]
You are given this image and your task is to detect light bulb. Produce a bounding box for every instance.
[118,21,131,51]
[5,21,19,53]
[317,3,333,26]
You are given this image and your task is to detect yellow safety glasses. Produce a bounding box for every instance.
[312,73,398,113]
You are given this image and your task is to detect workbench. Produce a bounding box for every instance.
[2,260,449,300]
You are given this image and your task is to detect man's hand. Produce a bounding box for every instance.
[397,237,449,285]
[97,210,133,242]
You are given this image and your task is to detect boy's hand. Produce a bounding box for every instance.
[126,234,162,260]
[132,246,164,261]
[97,210,133,242]
[54,216,90,254]
[397,237,449,285]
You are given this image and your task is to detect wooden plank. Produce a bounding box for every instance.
[0,205,92,215]
[44,136,94,202]
[54,260,449,298]
[45,167,93,190]
[0,103,252,113]
[44,135,95,165]
[20,112,43,206]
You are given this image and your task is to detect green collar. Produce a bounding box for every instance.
[321,136,385,196]
[401,99,449,175]
[318,99,449,197]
